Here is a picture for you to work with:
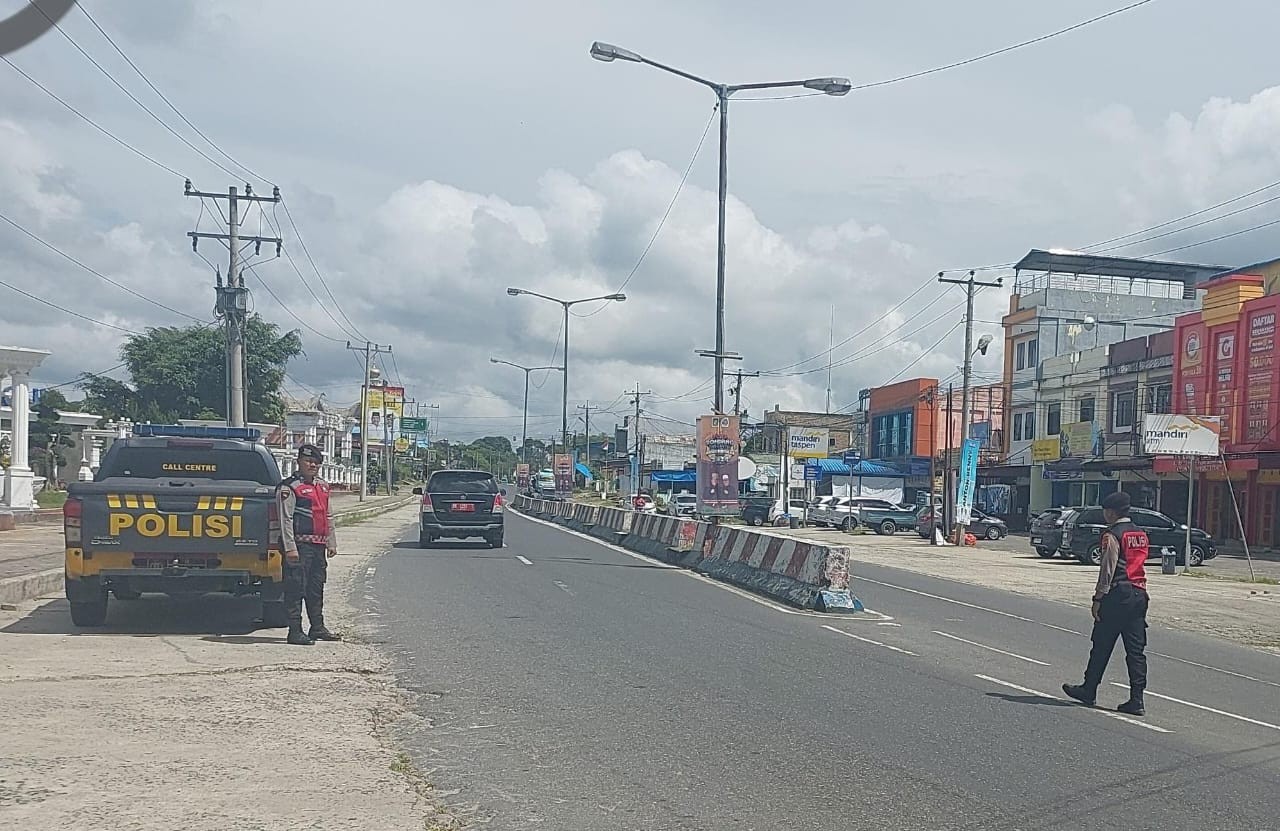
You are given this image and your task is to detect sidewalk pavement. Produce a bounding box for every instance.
[768,524,1280,654]
[0,490,416,605]
[0,503,448,830]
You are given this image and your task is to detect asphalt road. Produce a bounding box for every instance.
[366,509,1280,830]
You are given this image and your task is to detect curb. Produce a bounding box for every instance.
[0,568,62,606]
[333,495,418,527]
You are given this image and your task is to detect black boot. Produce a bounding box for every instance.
[308,627,342,642]
[1117,688,1145,716]
[287,627,314,646]
[1062,683,1096,706]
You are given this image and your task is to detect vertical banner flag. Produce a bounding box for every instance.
[696,414,740,516]
[516,464,531,492]
[955,438,980,524]
[553,454,573,498]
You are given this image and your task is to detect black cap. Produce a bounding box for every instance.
[1102,491,1130,515]
[298,443,324,463]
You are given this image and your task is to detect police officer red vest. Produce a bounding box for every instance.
[283,473,332,545]
[1103,518,1149,592]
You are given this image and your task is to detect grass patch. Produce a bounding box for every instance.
[1180,569,1279,586]
[36,490,67,509]
[390,751,412,774]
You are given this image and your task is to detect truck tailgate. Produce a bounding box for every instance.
[75,480,274,556]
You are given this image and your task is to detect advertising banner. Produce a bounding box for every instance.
[364,385,405,446]
[1175,321,1207,416]
[1212,329,1237,446]
[516,463,531,492]
[1247,304,1277,443]
[400,417,428,433]
[786,427,829,459]
[1059,421,1099,460]
[553,454,573,498]
[1031,438,1060,463]
[1141,414,1221,456]
[696,414,740,516]
[955,439,980,524]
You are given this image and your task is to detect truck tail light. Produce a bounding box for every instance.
[493,493,504,513]
[64,497,82,544]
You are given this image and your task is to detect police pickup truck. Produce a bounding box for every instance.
[63,424,286,627]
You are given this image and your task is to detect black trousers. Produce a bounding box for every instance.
[283,541,328,631]
[1083,583,1148,695]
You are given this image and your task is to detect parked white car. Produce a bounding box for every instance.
[664,493,698,517]
[809,496,840,527]
[822,497,902,530]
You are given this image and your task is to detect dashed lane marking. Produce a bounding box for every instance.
[933,631,1051,666]
[821,624,917,656]
[975,674,1171,733]
[1109,683,1280,731]
[516,555,533,566]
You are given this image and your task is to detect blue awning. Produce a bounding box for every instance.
[813,458,903,477]
[650,470,696,483]
[575,463,593,480]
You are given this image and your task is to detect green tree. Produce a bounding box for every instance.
[78,317,302,424]
[30,389,77,482]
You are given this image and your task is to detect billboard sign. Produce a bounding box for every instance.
[786,427,828,459]
[1213,330,1237,446]
[364,385,405,446]
[696,414,740,516]
[400,417,428,433]
[955,439,980,524]
[1141,414,1221,457]
[1247,305,1277,443]
[553,454,573,498]
[1059,421,1099,460]
[1031,438,1060,463]
[1176,321,1207,416]
[516,464,531,491]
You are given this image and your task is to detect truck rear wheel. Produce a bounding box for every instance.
[70,596,108,627]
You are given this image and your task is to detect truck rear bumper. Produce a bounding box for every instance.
[87,568,261,595]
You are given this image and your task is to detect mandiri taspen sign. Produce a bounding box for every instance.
[1141,414,1221,457]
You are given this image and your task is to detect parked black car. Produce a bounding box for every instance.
[916,508,1009,540]
[1061,505,1217,566]
[414,469,505,548]
[741,495,775,527]
[1029,508,1073,558]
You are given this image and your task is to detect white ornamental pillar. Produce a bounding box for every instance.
[2,348,50,510]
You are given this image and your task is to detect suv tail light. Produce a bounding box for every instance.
[421,493,433,510]
[64,497,82,544]
[493,493,505,513]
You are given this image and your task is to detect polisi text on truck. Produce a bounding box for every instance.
[108,512,244,539]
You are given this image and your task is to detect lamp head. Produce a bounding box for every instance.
[977,334,994,355]
[590,41,642,63]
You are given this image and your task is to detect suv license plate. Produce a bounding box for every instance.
[1031,536,1042,544]
[451,503,475,512]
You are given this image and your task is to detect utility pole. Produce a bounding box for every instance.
[577,402,596,471]
[346,341,392,502]
[628,384,651,493]
[728,370,760,417]
[923,384,938,545]
[938,270,1003,541]
[185,181,282,427]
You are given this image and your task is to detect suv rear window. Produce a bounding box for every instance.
[1076,508,1105,525]
[428,471,498,493]
[98,445,278,485]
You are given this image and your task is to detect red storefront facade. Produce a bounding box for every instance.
[1170,274,1280,545]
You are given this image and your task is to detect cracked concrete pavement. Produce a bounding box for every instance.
[0,503,456,830]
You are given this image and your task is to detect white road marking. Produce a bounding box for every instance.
[553,580,574,596]
[512,509,893,621]
[516,555,533,566]
[1109,683,1280,731]
[975,674,1171,733]
[877,622,902,627]
[365,567,376,576]
[821,624,917,656]
[861,576,1280,690]
[933,631,1051,666]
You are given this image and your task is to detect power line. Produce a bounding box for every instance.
[0,277,140,334]
[259,207,363,341]
[576,103,719,318]
[0,55,184,178]
[0,208,205,322]
[849,0,1158,92]
[242,264,347,343]
[279,200,370,340]
[73,1,273,187]
[32,3,243,181]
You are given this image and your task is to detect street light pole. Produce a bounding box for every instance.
[590,41,850,413]
[506,287,625,458]
[490,358,562,466]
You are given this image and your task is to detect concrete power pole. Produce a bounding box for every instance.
[346,341,392,502]
[627,385,651,494]
[728,370,760,417]
[185,182,282,427]
[577,401,596,471]
[938,270,1002,541]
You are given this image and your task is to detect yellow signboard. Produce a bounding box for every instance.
[1031,438,1060,463]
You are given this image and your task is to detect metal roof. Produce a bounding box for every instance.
[1013,249,1228,286]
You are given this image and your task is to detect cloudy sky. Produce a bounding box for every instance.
[3,0,1279,441]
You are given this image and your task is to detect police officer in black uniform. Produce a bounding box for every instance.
[278,443,342,646]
